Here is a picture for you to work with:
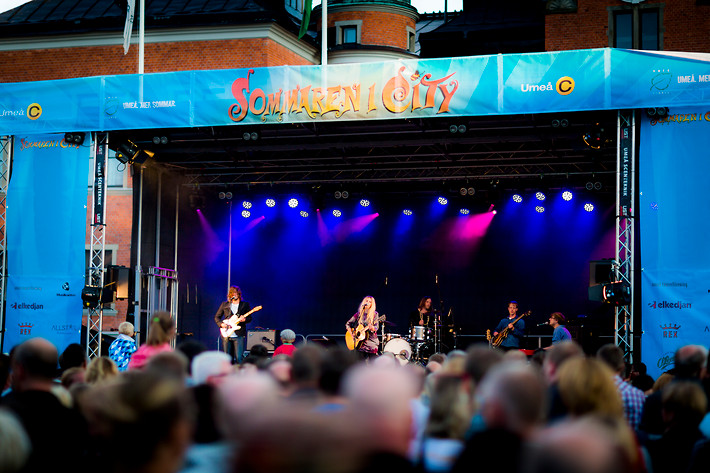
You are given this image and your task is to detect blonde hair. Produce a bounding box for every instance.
[557,357,623,419]
[118,321,134,336]
[357,296,377,325]
[85,357,119,385]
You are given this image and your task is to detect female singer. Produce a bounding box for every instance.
[345,295,380,359]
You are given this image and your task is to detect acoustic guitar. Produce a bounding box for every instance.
[220,305,263,338]
[490,311,531,347]
[345,314,386,350]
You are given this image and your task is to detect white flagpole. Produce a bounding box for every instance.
[139,0,145,74]
[321,0,327,66]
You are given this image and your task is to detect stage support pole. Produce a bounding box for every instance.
[0,136,11,352]
[615,110,635,362]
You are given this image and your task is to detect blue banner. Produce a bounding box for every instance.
[3,134,87,354]
[639,108,710,379]
[5,48,710,135]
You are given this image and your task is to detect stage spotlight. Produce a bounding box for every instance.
[560,119,569,127]
[242,201,252,209]
[242,131,260,141]
[584,203,595,212]
[437,197,448,205]
[460,208,470,215]
[467,187,475,196]
[219,192,226,200]
[403,209,413,216]
[300,210,309,217]
[225,192,232,200]
[646,107,669,119]
[266,198,276,207]
[535,206,545,213]
[241,210,250,218]
[334,191,342,199]
[188,192,205,209]
[602,281,631,306]
[341,190,349,199]
[594,182,602,191]
[360,199,370,207]
[152,136,168,145]
[449,124,458,134]
[535,192,546,201]
[586,182,594,191]
[512,194,523,203]
[459,187,468,196]
[333,209,342,217]
[288,198,299,208]
[488,204,495,212]
[551,119,560,128]
[562,191,573,201]
[458,124,467,133]
[583,123,604,149]
[113,140,154,165]
[492,210,497,215]
[64,132,85,145]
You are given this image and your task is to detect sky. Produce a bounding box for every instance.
[0,0,464,16]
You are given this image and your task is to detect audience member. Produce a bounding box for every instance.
[145,350,190,383]
[541,340,584,422]
[58,342,87,373]
[129,311,176,370]
[596,344,646,430]
[85,356,119,385]
[108,321,137,371]
[629,362,655,393]
[0,408,31,473]
[176,339,208,378]
[273,329,298,357]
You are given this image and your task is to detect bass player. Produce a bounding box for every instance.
[492,300,526,351]
[215,285,252,364]
[345,295,380,360]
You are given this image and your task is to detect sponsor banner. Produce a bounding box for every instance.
[3,276,84,354]
[15,48,710,134]
[3,133,86,353]
[640,107,710,379]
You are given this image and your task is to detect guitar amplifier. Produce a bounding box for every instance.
[247,330,276,350]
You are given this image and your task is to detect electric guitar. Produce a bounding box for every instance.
[220,305,262,338]
[345,314,386,350]
[490,311,531,347]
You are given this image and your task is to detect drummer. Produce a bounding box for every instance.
[409,296,437,333]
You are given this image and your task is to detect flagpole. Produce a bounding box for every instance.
[139,0,145,74]
[321,0,327,66]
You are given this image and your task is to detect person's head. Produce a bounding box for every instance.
[176,340,207,376]
[661,381,708,428]
[673,344,708,379]
[0,409,31,473]
[11,338,59,390]
[146,311,176,346]
[508,301,519,317]
[145,351,190,382]
[549,312,565,328]
[542,340,584,384]
[58,343,86,372]
[464,343,504,385]
[60,367,85,389]
[419,297,432,311]
[596,344,625,375]
[82,371,194,473]
[228,286,242,302]
[85,356,119,385]
[118,321,135,337]
[192,351,233,386]
[249,344,270,358]
[477,361,546,437]
[291,344,324,389]
[429,353,447,365]
[557,357,623,419]
[280,329,296,344]
[425,372,475,440]
[358,296,376,320]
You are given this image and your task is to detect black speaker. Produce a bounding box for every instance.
[589,260,613,287]
[247,330,276,350]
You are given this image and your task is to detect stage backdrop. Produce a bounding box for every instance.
[640,107,710,379]
[3,133,87,354]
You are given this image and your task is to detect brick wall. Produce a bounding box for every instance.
[546,0,710,52]
[326,11,415,50]
[0,38,315,83]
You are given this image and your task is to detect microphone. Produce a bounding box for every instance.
[537,322,549,327]
[262,337,274,344]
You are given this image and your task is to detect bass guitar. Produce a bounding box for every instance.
[490,311,531,347]
[345,314,386,350]
[220,305,263,338]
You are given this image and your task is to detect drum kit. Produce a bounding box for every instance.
[381,322,448,365]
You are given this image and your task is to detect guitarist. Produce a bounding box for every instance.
[492,301,526,351]
[214,286,252,364]
[345,295,380,359]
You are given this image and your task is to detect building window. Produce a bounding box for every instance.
[335,21,362,46]
[610,7,661,50]
[342,26,357,44]
[407,27,416,53]
[89,155,126,188]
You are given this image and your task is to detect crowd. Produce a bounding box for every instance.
[1,312,710,473]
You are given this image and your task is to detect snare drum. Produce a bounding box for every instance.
[411,325,428,341]
[383,338,412,365]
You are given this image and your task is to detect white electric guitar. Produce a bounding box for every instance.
[220,305,262,338]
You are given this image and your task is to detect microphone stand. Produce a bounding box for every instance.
[435,274,444,355]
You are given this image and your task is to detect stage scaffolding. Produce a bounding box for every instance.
[615,111,636,362]
[0,136,10,351]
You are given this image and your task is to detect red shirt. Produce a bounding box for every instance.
[273,344,296,357]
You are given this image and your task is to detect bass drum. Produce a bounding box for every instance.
[383,338,412,365]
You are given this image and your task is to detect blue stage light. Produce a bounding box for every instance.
[403,209,413,216]
[584,203,594,212]
[562,191,573,201]
[438,197,448,205]
[242,200,252,209]
[241,210,251,218]
[460,208,470,215]
[288,198,299,208]
[535,192,546,201]
[535,206,545,213]
[333,209,342,217]
[300,210,309,217]
[360,199,370,207]
[265,198,276,207]
[512,194,523,203]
